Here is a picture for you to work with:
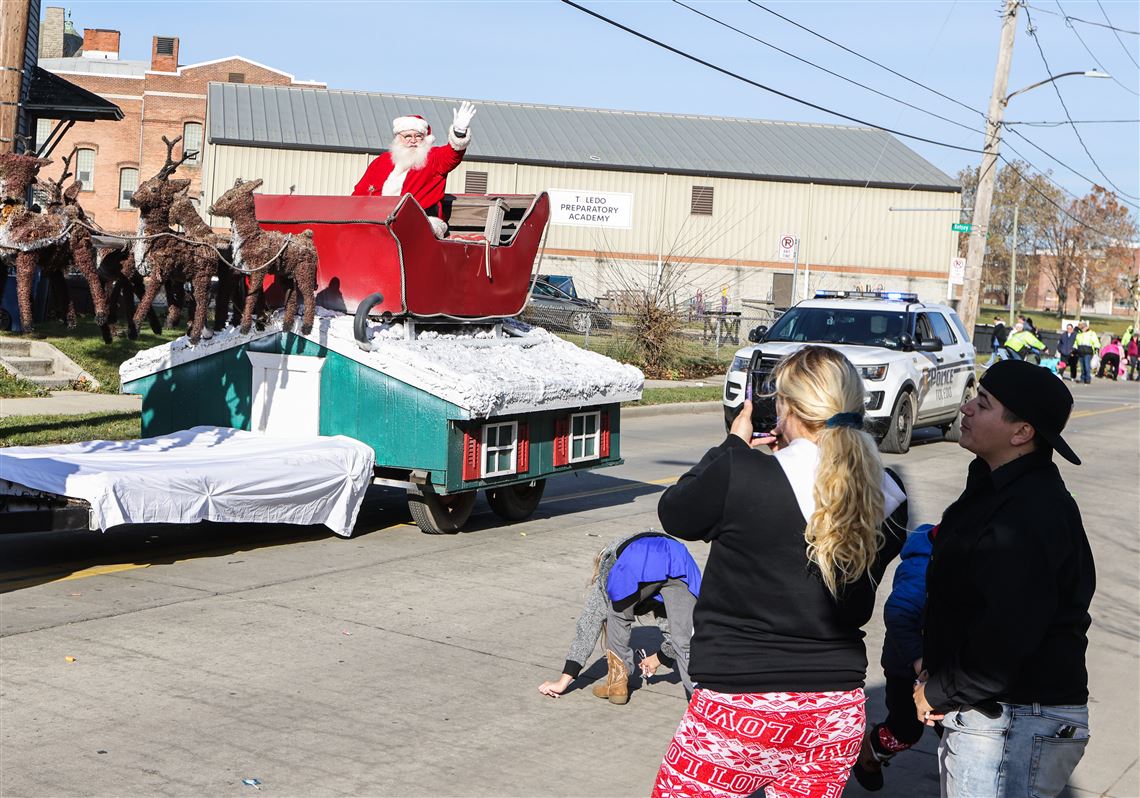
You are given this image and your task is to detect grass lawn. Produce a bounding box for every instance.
[624,385,723,406]
[0,370,48,398]
[0,411,141,447]
[0,318,180,397]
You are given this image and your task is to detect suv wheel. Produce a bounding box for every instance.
[879,391,915,454]
[942,382,976,443]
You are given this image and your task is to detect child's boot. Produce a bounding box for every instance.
[591,650,630,704]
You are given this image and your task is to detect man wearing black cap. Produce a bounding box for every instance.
[913,360,1095,798]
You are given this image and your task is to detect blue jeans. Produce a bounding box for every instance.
[938,703,1089,798]
[984,347,1009,368]
[1080,353,1093,383]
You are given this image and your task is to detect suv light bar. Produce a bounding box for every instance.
[813,290,919,302]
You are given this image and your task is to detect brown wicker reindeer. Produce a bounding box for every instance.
[167,186,243,334]
[208,178,317,336]
[0,146,70,333]
[128,136,219,344]
[35,150,109,329]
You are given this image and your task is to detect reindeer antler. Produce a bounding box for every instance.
[158,135,197,179]
[51,148,77,194]
[13,134,35,155]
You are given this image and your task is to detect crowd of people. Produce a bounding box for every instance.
[990,315,1138,384]
[538,348,1094,798]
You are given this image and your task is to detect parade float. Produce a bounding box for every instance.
[1,186,643,535]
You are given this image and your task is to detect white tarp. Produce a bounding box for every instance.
[0,426,375,537]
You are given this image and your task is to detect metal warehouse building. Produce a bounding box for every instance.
[200,83,962,308]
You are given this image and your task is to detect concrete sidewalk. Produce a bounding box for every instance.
[0,391,141,418]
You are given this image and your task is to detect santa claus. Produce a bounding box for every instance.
[352,101,477,237]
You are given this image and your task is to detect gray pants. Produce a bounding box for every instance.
[605,577,696,696]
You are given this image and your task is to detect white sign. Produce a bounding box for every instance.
[778,234,798,262]
[548,189,634,229]
[949,257,966,285]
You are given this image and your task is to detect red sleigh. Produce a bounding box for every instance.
[253,192,550,319]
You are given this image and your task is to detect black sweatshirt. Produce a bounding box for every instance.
[923,452,1095,710]
[657,435,908,693]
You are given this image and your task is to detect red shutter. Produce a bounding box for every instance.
[462,428,482,481]
[516,421,529,473]
[599,411,611,458]
[553,416,570,467]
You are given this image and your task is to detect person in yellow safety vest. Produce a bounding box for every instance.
[1074,322,1100,385]
[1004,323,1046,363]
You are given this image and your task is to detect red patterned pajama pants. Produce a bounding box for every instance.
[651,688,866,798]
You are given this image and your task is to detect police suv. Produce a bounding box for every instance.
[723,291,977,454]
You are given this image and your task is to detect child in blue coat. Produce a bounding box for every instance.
[853,523,936,791]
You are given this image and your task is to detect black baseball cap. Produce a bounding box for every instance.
[980,359,1080,465]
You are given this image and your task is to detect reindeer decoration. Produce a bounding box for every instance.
[167,186,243,334]
[35,149,109,329]
[0,142,71,333]
[208,178,318,336]
[127,136,219,344]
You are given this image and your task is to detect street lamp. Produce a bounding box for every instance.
[957,4,1112,337]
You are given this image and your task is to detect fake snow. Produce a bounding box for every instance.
[120,308,643,418]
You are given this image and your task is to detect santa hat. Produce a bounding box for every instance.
[392,115,430,136]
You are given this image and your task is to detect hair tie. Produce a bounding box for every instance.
[825,412,863,429]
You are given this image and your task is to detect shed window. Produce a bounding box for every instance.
[691,185,714,215]
[75,148,95,191]
[569,411,601,463]
[118,167,138,209]
[464,171,488,194]
[482,421,518,478]
[182,122,203,166]
[228,72,245,83]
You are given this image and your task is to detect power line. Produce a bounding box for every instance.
[1096,0,1140,67]
[1007,119,1140,125]
[1023,4,1140,200]
[1055,0,1139,97]
[671,0,987,137]
[1003,125,1140,208]
[1027,3,1140,35]
[558,0,987,154]
[747,1,985,120]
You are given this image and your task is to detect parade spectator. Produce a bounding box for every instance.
[915,359,1094,798]
[984,317,1008,368]
[352,102,477,237]
[651,346,908,798]
[538,531,701,704]
[853,523,937,791]
[1098,338,1123,380]
[1074,322,1099,384]
[1056,323,1078,381]
[1127,333,1140,381]
[1004,322,1045,363]
[1021,315,1038,335]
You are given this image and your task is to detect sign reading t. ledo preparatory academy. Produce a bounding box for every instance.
[548,189,634,229]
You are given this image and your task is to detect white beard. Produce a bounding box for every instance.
[389,134,433,171]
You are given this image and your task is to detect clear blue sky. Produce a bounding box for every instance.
[63,0,1139,210]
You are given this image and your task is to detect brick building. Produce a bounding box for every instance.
[34,8,323,231]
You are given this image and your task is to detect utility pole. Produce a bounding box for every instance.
[0,0,31,148]
[960,0,1020,336]
[1008,203,1019,325]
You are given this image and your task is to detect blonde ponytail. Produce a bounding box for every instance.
[773,347,886,597]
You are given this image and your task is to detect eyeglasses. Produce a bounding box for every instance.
[398,131,425,141]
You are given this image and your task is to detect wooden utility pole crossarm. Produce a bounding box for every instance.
[0,0,31,148]
[960,0,1020,335]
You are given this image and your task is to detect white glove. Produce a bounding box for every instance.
[451,101,477,135]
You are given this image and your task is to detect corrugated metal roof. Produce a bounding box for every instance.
[207,83,960,192]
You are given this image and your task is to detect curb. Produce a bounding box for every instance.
[621,401,722,418]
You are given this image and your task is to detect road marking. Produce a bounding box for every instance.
[1070,403,1139,420]
[58,562,149,581]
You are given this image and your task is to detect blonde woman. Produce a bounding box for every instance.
[651,346,908,798]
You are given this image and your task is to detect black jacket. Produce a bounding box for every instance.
[923,452,1095,710]
[658,436,908,693]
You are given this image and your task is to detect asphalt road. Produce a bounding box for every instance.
[1,379,1137,798]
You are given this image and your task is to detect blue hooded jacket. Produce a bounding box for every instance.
[881,524,935,675]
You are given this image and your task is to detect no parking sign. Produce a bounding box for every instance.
[778,234,798,262]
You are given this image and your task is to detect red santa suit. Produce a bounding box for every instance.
[352,126,470,214]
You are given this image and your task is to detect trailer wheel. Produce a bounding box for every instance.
[407,489,476,534]
[486,480,546,523]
